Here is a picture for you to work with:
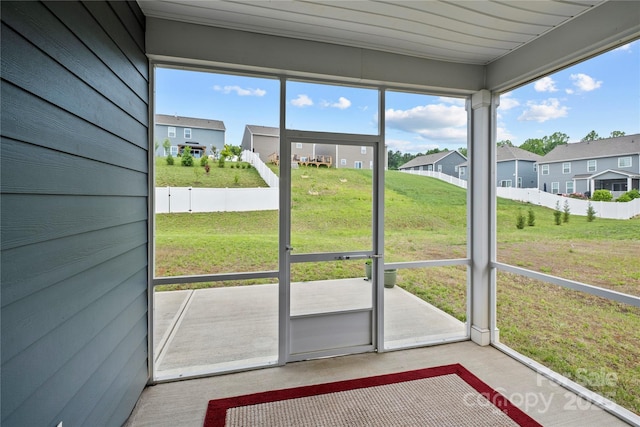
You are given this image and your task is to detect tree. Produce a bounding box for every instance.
[586,202,596,222]
[581,130,600,142]
[497,140,513,147]
[180,146,194,166]
[542,132,569,154]
[519,138,545,155]
[562,200,570,223]
[609,130,626,138]
[458,147,468,157]
[162,138,171,155]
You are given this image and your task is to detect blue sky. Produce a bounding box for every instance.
[155,40,639,154]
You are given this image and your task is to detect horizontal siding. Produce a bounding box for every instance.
[1,194,147,250]
[1,82,147,171]
[0,1,148,427]
[1,138,147,196]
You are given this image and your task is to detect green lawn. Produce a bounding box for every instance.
[154,164,640,414]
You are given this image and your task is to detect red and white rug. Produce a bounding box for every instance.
[204,363,541,426]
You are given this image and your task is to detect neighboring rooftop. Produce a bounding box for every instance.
[540,134,640,163]
[245,125,279,136]
[399,151,464,169]
[497,145,542,162]
[155,114,226,131]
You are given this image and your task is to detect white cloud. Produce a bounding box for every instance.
[614,43,631,52]
[291,94,313,107]
[534,76,558,93]
[320,97,352,109]
[385,103,467,140]
[437,96,466,106]
[518,98,568,123]
[496,126,516,143]
[386,138,440,153]
[569,73,602,92]
[498,93,520,111]
[213,85,266,96]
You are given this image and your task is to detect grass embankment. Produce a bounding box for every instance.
[155,157,267,187]
[155,164,640,414]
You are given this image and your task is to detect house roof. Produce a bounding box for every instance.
[497,145,542,162]
[398,150,464,169]
[589,169,640,179]
[540,134,640,163]
[155,114,226,131]
[246,125,279,137]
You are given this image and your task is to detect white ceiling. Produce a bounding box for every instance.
[138,0,604,65]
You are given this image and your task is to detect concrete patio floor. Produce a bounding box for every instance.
[153,279,467,380]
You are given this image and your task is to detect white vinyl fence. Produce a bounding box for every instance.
[156,187,278,213]
[496,187,640,220]
[401,169,640,219]
[243,150,278,188]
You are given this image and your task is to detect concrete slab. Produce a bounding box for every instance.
[154,279,466,379]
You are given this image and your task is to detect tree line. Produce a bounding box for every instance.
[388,130,626,170]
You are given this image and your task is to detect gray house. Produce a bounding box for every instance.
[496,145,542,188]
[155,114,225,158]
[242,124,374,168]
[2,1,637,427]
[538,134,640,196]
[399,151,467,177]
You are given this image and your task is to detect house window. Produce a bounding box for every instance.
[184,128,192,139]
[360,146,367,154]
[170,146,178,156]
[168,126,176,138]
[533,164,537,172]
[541,164,549,175]
[460,168,465,176]
[500,180,512,187]
[296,143,302,149]
[369,160,373,169]
[454,165,458,172]
[354,161,363,169]
[562,162,571,174]
[618,156,632,168]
[587,160,597,172]
[551,182,560,194]
[341,158,346,166]
[300,156,307,162]
[518,177,522,188]
[566,181,574,194]
[427,165,433,171]
[437,164,442,172]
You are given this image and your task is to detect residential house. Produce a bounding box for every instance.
[242,124,374,168]
[538,134,640,196]
[155,114,225,158]
[2,1,637,426]
[494,145,542,188]
[398,151,467,177]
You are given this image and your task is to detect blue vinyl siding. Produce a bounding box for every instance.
[1,2,148,427]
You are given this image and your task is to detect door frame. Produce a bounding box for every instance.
[278,128,386,364]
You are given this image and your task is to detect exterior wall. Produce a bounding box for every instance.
[539,153,640,194]
[155,124,224,157]
[255,134,280,161]
[334,144,373,169]
[1,2,148,427]
[435,151,466,176]
[497,160,538,188]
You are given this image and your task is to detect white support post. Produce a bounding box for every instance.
[468,89,497,346]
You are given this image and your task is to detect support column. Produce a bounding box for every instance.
[468,89,498,346]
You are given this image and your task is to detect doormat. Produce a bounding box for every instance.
[203,363,542,426]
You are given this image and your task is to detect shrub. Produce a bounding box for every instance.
[200,156,208,167]
[562,200,570,223]
[527,207,535,226]
[586,202,596,222]
[617,194,632,203]
[166,154,174,165]
[591,189,612,202]
[626,189,640,200]
[218,156,225,168]
[234,173,240,185]
[181,146,194,166]
[553,201,562,225]
[516,210,525,229]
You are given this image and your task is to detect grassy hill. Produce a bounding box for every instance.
[155,165,640,414]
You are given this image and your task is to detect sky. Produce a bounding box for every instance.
[155,40,639,154]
